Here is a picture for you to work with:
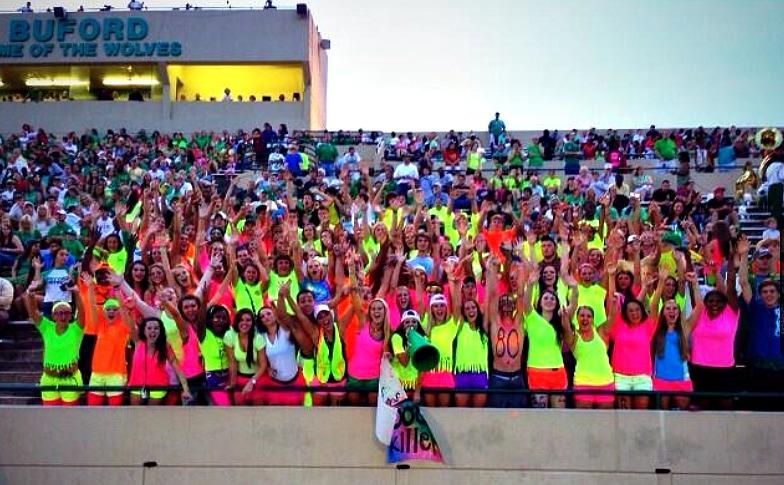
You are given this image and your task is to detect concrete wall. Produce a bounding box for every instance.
[0,98,308,134]
[0,10,309,64]
[0,407,781,485]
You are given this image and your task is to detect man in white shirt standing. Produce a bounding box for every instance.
[393,154,419,194]
[338,146,361,183]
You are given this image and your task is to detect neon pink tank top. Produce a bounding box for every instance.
[690,305,739,367]
[610,316,656,375]
[180,325,205,378]
[128,342,170,387]
[347,322,384,380]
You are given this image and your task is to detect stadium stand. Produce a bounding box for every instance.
[0,122,780,411]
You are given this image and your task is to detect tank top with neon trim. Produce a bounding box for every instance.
[573,327,614,386]
[453,321,488,373]
[427,316,459,372]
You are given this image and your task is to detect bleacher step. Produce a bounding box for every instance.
[0,370,42,383]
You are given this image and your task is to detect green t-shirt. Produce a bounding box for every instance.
[47,222,73,239]
[543,176,561,190]
[564,141,580,168]
[62,238,85,260]
[315,143,338,163]
[654,138,677,160]
[526,143,544,167]
[16,229,42,246]
[37,318,83,370]
[199,329,230,372]
[524,311,564,369]
[223,328,265,375]
[267,271,300,313]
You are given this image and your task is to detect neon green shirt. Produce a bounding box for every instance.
[38,318,83,371]
[524,311,564,369]
[223,328,265,375]
[426,316,459,372]
[161,312,184,361]
[573,328,614,386]
[573,284,607,327]
[453,322,488,373]
[391,333,419,389]
[234,279,263,314]
[199,329,230,372]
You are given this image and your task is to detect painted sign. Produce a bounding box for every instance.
[0,17,181,58]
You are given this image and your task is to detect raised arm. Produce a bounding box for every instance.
[649,267,668,323]
[521,264,538,317]
[736,236,752,305]
[599,263,618,340]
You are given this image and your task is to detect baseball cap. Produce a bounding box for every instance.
[429,294,448,306]
[401,309,421,324]
[754,247,772,259]
[315,304,332,316]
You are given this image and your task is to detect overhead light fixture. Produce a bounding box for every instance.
[103,76,160,87]
[25,78,89,87]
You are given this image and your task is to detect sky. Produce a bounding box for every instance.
[2,0,783,131]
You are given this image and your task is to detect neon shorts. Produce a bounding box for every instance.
[454,371,488,390]
[260,371,307,406]
[527,367,568,391]
[614,373,653,391]
[130,389,167,400]
[89,373,126,397]
[653,378,693,392]
[40,370,83,404]
[420,370,455,389]
[574,383,615,404]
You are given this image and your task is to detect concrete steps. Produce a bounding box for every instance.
[0,320,42,403]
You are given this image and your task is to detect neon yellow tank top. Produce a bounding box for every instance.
[573,327,613,386]
[453,321,488,373]
[427,316,459,372]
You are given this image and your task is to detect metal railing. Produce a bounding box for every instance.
[2,383,782,410]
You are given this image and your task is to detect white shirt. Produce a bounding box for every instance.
[765,161,784,185]
[393,162,419,181]
[263,326,298,382]
[96,215,115,239]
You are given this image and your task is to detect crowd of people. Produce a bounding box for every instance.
[0,121,780,410]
